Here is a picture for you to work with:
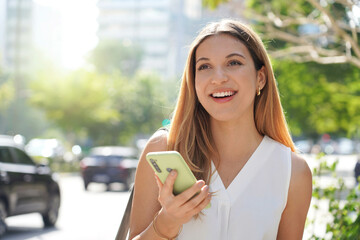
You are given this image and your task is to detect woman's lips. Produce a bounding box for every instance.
[210,91,237,103]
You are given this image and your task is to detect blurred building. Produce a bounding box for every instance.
[1,0,33,74]
[97,0,174,78]
[0,0,63,136]
[32,3,62,66]
[0,0,6,68]
[0,0,62,74]
[97,0,242,79]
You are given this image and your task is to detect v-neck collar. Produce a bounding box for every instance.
[210,135,275,204]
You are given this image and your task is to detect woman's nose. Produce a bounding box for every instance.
[211,67,228,84]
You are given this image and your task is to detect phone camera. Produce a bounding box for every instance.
[150,158,162,173]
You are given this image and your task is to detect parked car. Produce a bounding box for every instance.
[0,135,61,237]
[79,146,138,191]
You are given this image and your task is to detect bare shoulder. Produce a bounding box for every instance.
[145,128,168,152]
[290,152,312,184]
[289,152,312,204]
[135,128,169,191]
[135,129,168,181]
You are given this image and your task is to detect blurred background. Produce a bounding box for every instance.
[0,0,359,239]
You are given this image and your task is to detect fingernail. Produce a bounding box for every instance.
[171,170,176,176]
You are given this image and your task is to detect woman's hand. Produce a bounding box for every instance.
[154,170,211,233]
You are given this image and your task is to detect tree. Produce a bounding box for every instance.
[88,40,143,76]
[205,0,360,68]
[0,71,14,111]
[29,67,174,146]
[110,72,173,144]
[29,69,120,142]
[275,60,360,138]
[0,66,51,138]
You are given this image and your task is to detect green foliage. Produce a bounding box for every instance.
[0,67,14,110]
[247,0,313,17]
[309,154,360,239]
[0,80,14,111]
[110,72,173,144]
[202,0,229,9]
[28,67,174,146]
[29,69,120,135]
[274,60,360,138]
[0,65,53,138]
[88,40,143,76]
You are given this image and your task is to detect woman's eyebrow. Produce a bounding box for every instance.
[195,57,209,64]
[196,53,245,64]
[226,53,246,59]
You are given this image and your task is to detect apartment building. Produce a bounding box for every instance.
[97,0,241,79]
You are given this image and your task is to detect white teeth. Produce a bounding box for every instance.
[212,91,234,98]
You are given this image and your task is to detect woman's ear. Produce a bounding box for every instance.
[257,66,266,89]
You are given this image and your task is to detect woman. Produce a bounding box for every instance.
[129,19,312,240]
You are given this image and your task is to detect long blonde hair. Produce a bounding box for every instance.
[167,19,295,183]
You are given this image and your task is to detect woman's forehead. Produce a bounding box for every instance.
[195,34,250,60]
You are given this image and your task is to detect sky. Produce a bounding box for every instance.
[34,0,99,69]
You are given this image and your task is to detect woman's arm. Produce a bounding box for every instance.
[129,131,211,239]
[129,131,167,239]
[277,152,313,240]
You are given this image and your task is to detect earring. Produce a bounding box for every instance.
[257,87,261,96]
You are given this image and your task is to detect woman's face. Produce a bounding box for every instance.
[194,34,265,123]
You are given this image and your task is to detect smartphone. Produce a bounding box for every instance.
[146,151,197,195]
[146,151,210,208]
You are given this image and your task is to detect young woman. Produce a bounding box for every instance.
[129,19,312,240]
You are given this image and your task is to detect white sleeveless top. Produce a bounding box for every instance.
[178,136,292,240]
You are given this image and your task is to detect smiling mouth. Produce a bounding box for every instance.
[211,91,237,98]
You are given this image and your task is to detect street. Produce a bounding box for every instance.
[2,174,131,240]
[1,154,358,240]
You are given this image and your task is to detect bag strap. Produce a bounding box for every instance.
[115,187,134,240]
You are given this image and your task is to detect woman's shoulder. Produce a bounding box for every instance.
[144,128,169,153]
[288,152,312,208]
[290,152,312,182]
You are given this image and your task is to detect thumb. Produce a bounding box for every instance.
[162,170,177,196]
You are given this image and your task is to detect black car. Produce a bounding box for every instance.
[0,135,61,237]
[80,146,138,190]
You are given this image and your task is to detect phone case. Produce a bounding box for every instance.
[146,151,197,195]
[146,151,211,209]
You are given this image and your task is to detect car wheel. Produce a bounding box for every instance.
[42,193,60,227]
[0,200,7,237]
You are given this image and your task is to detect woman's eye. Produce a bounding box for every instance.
[198,64,210,71]
[229,60,242,66]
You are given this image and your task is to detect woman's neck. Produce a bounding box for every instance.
[210,115,263,164]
